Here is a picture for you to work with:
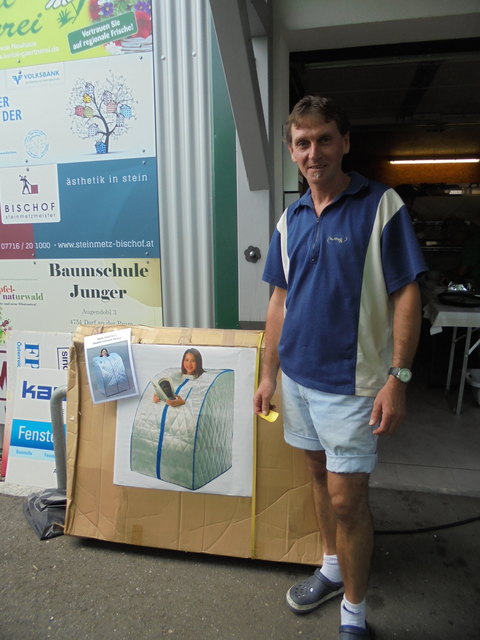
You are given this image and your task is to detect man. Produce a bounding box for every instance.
[254,95,427,640]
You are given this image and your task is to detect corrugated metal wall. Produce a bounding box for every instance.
[153,0,214,328]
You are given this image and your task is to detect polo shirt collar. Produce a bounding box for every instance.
[293,171,369,214]
[345,171,369,195]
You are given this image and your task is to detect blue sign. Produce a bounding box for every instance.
[34,157,160,259]
[10,418,55,451]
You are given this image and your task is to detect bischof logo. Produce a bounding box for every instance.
[1,164,60,225]
[19,174,39,195]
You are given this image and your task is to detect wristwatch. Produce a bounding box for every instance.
[388,367,412,383]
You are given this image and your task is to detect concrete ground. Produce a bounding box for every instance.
[1,487,479,640]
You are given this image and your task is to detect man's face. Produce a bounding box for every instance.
[288,117,350,189]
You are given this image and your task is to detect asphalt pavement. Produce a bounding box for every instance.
[1,485,479,640]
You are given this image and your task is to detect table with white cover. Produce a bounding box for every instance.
[423,291,480,414]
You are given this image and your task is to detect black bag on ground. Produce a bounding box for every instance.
[23,487,66,540]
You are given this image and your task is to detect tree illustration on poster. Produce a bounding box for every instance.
[69,74,136,153]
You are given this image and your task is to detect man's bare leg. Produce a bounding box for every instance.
[327,471,373,605]
[285,451,344,614]
[305,450,338,553]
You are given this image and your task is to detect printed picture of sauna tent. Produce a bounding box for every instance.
[130,361,235,491]
[84,329,139,404]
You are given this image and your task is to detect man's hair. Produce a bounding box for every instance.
[285,95,351,145]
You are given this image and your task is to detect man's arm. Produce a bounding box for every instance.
[253,286,287,415]
[369,281,422,435]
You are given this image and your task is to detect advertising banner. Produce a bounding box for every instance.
[0,54,156,167]
[0,3,162,495]
[5,366,67,488]
[0,258,162,331]
[1,330,71,477]
[0,156,160,259]
[0,1,152,69]
[0,6,162,342]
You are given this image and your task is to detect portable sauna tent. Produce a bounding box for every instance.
[130,368,235,490]
[92,352,130,398]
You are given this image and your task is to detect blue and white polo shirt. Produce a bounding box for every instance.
[263,172,427,397]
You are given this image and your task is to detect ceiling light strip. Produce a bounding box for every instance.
[390,158,480,165]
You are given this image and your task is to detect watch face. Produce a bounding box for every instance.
[398,368,412,383]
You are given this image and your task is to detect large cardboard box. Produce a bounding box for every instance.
[64,325,322,564]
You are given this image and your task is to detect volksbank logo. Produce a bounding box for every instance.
[11,68,62,87]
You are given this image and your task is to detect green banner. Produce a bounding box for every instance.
[68,11,137,54]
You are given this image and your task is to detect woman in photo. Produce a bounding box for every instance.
[153,348,205,406]
[181,348,205,378]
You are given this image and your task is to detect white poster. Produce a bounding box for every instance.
[0,54,156,167]
[84,328,138,403]
[1,330,71,478]
[115,344,257,497]
[0,258,162,332]
[5,367,67,489]
[0,164,61,225]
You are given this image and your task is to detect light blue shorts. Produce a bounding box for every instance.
[282,373,378,474]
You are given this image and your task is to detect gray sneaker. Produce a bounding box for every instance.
[286,568,344,613]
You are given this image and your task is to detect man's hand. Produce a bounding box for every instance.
[253,377,277,416]
[370,281,421,435]
[253,286,285,417]
[369,377,407,435]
